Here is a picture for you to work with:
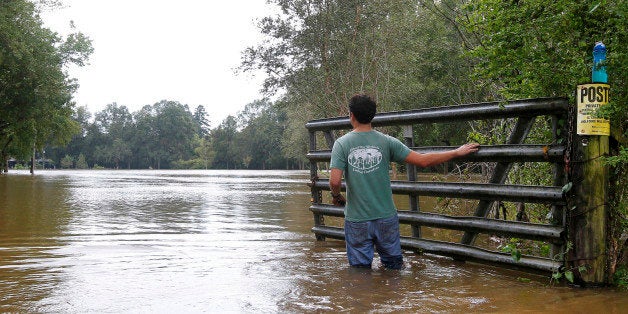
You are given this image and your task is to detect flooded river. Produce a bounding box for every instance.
[1,170,626,312]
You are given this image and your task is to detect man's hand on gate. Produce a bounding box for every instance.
[455,143,480,157]
[332,193,346,206]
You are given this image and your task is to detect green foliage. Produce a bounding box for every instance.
[613,265,628,290]
[192,135,215,170]
[499,237,556,268]
[60,154,73,169]
[605,146,628,168]
[75,153,88,169]
[171,158,207,170]
[0,0,92,165]
[236,99,288,169]
[547,241,588,285]
[205,99,301,170]
[152,101,199,167]
[500,239,522,262]
[193,105,211,137]
[210,115,239,169]
[551,265,589,285]
[552,269,575,284]
[13,163,28,170]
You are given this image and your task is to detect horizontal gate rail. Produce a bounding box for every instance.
[305,98,568,131]
[310,204,564,243]
[310,179,565,204]
[307,144,565,163]
[311,225,562,273]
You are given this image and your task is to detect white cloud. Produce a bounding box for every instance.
[41,0,272,126]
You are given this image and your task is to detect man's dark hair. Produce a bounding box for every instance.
[349,94,376,124]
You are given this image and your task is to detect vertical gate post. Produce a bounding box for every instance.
[550,115,566,260]
[403,125,421,239]
[309,131,325,241]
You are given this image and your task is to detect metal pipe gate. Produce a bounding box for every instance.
[305,97,569,274]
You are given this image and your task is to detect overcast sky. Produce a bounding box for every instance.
[41,0,272,126]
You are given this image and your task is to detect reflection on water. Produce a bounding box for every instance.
[1,170,626,312]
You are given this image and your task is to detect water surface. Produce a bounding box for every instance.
[1,170,626,312]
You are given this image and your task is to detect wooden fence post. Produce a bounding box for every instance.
[570,135,609,285]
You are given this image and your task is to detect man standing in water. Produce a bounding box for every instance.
[329,94,479,269]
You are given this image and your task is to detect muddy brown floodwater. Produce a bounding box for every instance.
[0,170,626,312]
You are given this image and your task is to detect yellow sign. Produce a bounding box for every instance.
[577,84,610,135]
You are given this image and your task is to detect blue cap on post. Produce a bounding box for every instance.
[592,42,607,83]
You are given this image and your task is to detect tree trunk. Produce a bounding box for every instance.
[1,152,7,173]
[30,147,35,174]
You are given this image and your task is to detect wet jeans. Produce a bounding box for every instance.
[344,214,403,269]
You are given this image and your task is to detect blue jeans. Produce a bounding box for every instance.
[344,214,403,269]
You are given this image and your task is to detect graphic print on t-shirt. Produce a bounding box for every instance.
[348,146,383,174]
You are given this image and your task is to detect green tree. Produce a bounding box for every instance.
[236,99,287,169]
[75,153,88,169]
[46,106,97,168]
[131,100,197,169]
[92,103,134,168]
[195,136,215,169]
[211,115,239,169]
[193,105,211,137]
[280,102,310,170]
[60,154,73,169]
[0,0,92,172]
[108,138,132,169]
[94,103,133,138]
[153,100,197,168]
[132,104,157,168]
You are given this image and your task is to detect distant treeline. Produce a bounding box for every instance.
[39,99,305,170]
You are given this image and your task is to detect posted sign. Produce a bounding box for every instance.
[577,84,610,135]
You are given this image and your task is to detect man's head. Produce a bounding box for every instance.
[349,94,376,124]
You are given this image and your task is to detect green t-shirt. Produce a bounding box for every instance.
[330,130,412,222]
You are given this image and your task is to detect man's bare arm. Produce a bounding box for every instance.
[405,143,479,168]
[329,168,343,194]
[329,168,346,206]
